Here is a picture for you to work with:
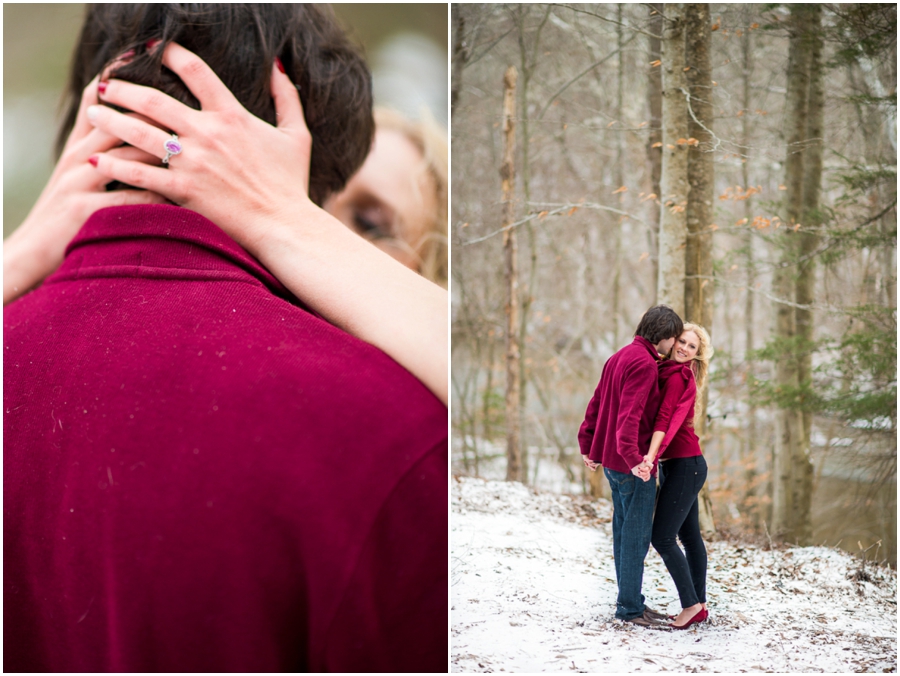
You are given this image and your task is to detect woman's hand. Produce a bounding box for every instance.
[3,74,165,305]
[86,42,314,258]
[88,43,448,405]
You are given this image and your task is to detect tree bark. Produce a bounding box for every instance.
[684,3,714,330]
[683,3,715,535]
[612,4,624,347]
[646,3,663,304]
[771,5,814,542]
[451,5,466,118]
[740,21,759,524]
[657,3,689,316]
[501,66,523,483]
[793,4,824,544]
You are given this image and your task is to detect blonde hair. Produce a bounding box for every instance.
[373,108,448,287]
[681,323,714,420]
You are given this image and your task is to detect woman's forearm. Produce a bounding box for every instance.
[3,224,54,305]
[248,207,448,405]
[645,430,666,465]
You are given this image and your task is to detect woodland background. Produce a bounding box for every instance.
[450,3,896,564]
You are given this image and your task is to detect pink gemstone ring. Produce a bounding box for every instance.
[162,134,183,164]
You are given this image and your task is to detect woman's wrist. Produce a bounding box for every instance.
[4,221,57,304]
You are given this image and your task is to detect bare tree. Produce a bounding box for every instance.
[771,5,815,543]
[501,65,523,482]
[657,3,689,315]
[683,2,715,534]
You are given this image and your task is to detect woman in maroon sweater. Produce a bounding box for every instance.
[645,323,714,629]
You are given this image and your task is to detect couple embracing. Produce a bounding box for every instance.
[579,305,714,630]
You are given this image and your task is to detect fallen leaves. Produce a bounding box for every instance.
[612,186,627,194]
[720,185,763,201]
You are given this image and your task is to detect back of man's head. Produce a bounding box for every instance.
[58,3,374,206]
[634,305,683,344]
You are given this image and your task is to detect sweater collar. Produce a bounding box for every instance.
[62,204,293,300]
[659,358,694,380]
[633,335,662,361]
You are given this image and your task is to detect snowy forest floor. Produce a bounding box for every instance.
[451,477,897,673]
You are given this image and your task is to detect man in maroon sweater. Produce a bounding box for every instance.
[578,305,683,626]
[5,205,448,672]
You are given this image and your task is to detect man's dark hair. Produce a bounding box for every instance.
[634,305,683,344]
[57,4,374,206]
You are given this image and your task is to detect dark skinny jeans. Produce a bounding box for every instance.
[651,455,708,609]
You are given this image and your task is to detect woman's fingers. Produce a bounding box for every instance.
[88,188,169,214]
[270,62,311,192]
[68,76,102,146]
[270,61,307,133]
[87,105,173,161]
[159,42,239,112]
[85,146,162,191]
[90,151,183,204]
[98,79,192,137]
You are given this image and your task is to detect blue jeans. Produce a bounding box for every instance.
[604,467,656,620]
[651,456,708,608]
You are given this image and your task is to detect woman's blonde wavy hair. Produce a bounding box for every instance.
[681,322,714,420]
[373,108,448,287]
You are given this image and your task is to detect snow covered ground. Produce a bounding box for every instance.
[451,477,897,673]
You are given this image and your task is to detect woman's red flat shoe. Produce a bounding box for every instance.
[671,608,707,629]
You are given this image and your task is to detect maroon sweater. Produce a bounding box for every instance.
[654,360,702,461]
[4,204,448,673]
[578,336,661,474]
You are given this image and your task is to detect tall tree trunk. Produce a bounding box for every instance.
[646,3,663,304]
[793,5,824,544]
[501,66,523,483]
[451,5,467,118]
[612,4,624,347]
[684,3,714,330]
[657,3,689,316]
[771,6,813,542]
[740,22,759,524]
[683,3,715,534]
[514,4,550,482]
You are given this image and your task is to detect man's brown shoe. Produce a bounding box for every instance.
[623,612,671,629]
[643,607,669,622]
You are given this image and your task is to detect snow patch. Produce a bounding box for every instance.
[452,477,897,673]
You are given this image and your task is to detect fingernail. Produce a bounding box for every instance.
[87,105,100,122]
[119,49,136,60]
[97,81,108,96]
[88,155,99,168]
[146,38,161,51]
[275,56,285,74]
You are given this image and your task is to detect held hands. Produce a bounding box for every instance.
[85,42,315,259]
[582,455,599,472]
[631,458,653,482]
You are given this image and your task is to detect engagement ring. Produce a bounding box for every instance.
[162,134,183,164]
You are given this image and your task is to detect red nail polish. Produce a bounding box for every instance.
[119,49,136,60]
[88,156,99,168]
[275,57,285,74]
[146,38,161,51]
[98,81,108,96]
